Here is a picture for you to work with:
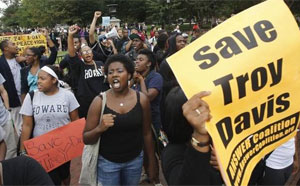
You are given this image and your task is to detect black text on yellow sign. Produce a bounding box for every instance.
[166,0,300,185]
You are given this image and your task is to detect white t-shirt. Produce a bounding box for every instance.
[20,88,80,137]
[266,138,295,169]
[6,58,21,96]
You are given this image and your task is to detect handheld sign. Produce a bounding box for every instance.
[102,16,111,26]
[166,0,300,185]
[0,34,48,56]
[24,118,85,172]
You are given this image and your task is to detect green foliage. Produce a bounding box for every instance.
[1,0,300,29]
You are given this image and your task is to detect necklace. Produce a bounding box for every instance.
[120,103,124,107]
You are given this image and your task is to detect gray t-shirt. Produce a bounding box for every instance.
[20,88,80,137]
[0,74,9,126]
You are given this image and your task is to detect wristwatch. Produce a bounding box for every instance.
[191,136,211,147]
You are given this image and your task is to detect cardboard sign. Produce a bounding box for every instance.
[166,0,300,185]
[0,34,47,55]
[24,118,85,172]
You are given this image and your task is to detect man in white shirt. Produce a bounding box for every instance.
[0,40,23,137]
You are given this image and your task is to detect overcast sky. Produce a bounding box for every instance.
[0,1,7,9]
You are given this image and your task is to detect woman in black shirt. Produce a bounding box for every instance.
[83,54,157,185]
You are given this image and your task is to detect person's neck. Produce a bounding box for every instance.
[32,60,40,67]
[85,60,94,65]
[141,69,150,78]
[111,87,130,98]
[44,86,59,96]
[4,52,15,60]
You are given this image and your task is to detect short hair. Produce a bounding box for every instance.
[0,40,9,52]
[164,86,193,143]
[138,49,156,71]
[28,47,42,59]
[104,54,135,80]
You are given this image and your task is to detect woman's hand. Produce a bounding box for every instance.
[97,114,115,133]
[68,25,79,36]
[182,91,211,135]
[94,11,102,19]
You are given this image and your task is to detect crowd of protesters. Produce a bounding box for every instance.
[0,10,297,186]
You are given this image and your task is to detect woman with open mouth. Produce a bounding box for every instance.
[83,54,157,186]
[67,25,109,118]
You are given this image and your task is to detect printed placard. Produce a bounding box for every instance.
[166,0,300,185]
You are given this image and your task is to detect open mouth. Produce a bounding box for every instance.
[112,79,120,89]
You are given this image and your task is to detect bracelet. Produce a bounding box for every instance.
[191,136,211,147]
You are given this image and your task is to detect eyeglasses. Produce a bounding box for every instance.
[81,50,92,55]
[25,54,35,57]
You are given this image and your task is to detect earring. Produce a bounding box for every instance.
[109,84,112,89]
[128,80,131,86]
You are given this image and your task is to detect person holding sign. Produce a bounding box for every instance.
[21,29,58,102]
[84,54,157,185]
[19,65,79,185]
[161,87,223,185]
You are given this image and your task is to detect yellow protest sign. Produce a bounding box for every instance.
[167,0,300,185]
[0,34,47,55]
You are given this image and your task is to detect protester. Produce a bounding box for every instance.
[148,30,159,51]
[21,29,58,101]
[126,32,148,62]
[115,28,129,54]
[89,11,118,62]
[19,65,79,185]
[83,54,157,186]
[261,139,298,185]
[68,25,108,118]
[159,33,187,130]
[133,49,163,135]
[162,87,223,185]
[0,39,24,137]
[0,73,17,159]
[122,27,139,54]
[153,33,168,68]
[59,34,81,94]
[190,28,201,43]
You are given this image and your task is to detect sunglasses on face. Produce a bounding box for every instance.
[82,50,92,55]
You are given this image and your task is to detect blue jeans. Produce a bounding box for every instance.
[97,151,143,186]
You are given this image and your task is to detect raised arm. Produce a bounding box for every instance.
[68,25,79,58]
[89,11,102,45]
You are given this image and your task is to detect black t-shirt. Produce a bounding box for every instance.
[69,55,109,117]
[2,156,54,185]
[161,144,223,185]
[90,42,113,63]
